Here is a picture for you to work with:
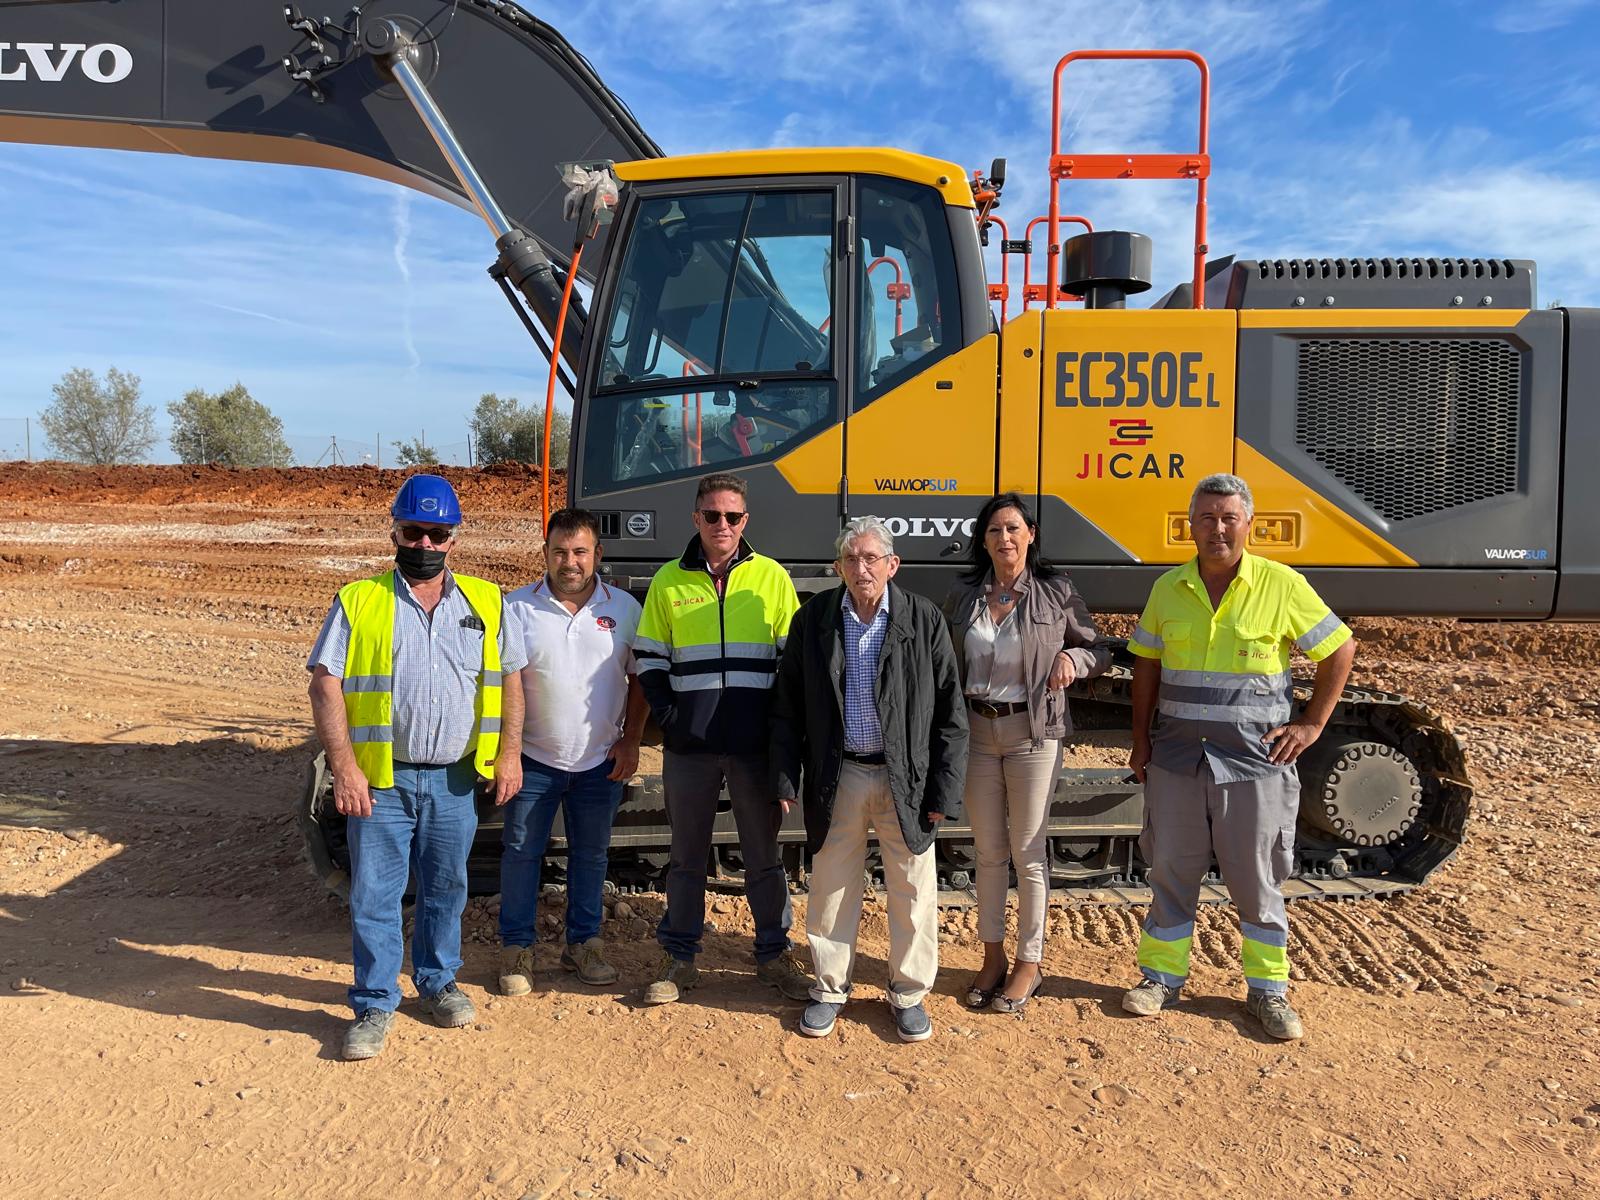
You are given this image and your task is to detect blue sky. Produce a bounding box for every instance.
[3,0,1598,463]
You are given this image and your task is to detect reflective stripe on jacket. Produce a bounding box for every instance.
[634,536,799,755]
[1128,551,1351,782]
[338,570,504,787]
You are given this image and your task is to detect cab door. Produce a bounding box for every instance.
[835,177,1000,566]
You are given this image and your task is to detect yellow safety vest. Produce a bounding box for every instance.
[337,570,504,788]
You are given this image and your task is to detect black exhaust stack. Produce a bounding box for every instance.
[1063,230,1153,309]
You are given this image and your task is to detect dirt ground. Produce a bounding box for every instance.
[1,462,1596,1199]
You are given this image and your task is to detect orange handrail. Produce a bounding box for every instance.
[984,214,1011,325]
[1048,49,1210,309]
[866,256,909,336]
[1021,214,1092,310]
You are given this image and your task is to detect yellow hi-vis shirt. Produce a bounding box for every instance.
[1128,551,1350,782]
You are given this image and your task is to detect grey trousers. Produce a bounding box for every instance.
[656,749,793,963]
[964,710,1061,961]
[1137,761,1299,995]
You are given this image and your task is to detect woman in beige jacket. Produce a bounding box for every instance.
[944,493,1112,1011]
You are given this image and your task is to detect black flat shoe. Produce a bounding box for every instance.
[965,973,1006,1009]
[990,972,1044,1014]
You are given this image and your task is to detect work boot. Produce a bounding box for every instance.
[1246,990,1305,1040]
[418,982,476,1028]
[756,949,814,1001]
[1121,978,1182,1016]
[561,937,620,986]
[341,1009,396,1061]
[642,954,700,1005]
[498,945,535,997]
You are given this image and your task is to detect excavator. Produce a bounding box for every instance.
[6,1,1596,906]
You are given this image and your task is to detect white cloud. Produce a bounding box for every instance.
[1489,0,1598,34]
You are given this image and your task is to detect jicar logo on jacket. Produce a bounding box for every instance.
[0,43,135,84]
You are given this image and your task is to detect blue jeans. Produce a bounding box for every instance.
[499,755,623,947]
[346,758,478,1015]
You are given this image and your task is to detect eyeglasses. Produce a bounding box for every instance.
[698,509,748,526]
[397,524,456,544]
[840,553,889,569]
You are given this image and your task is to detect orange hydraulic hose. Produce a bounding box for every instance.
[542,244,582,535]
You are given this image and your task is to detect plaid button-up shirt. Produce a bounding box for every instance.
[840,587,890,754]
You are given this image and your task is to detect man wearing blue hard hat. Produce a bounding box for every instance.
[307,473,527,1061]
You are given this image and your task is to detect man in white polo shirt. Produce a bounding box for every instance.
[497,508,647,993]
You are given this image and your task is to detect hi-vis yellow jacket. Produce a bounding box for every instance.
[337,570,504,788]
[634,537,799,755]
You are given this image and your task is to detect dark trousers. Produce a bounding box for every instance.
[656,749,792,963]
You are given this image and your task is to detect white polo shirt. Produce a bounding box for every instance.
[505,576,642,772]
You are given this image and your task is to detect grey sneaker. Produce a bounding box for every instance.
[800,1000,842,1038]
[1122,978,1182,1016]
[756,950,814,1001]
[561,937,620,986]
[498,945,535,997]
[1246,990,1305,1040]
[341,1009,395,1061]
[641,954,700,1005]
[892,1001,932,1043]
[418,982,476,1028]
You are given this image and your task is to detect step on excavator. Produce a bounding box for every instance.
[6,2,1597,906]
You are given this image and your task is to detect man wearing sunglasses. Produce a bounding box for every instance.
[634,472,812,1005]
[308,474,526,1060]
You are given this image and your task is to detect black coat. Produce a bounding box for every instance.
[771,582,969,855]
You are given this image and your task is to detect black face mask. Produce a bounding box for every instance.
[395,543,448,581]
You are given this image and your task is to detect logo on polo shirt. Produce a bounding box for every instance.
[596,615,617,630]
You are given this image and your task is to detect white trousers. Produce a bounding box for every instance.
[806,761,938,1008]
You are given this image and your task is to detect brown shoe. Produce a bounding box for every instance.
[498,945,535,997]
[756,949,814,1001]
[560,937,620,986]
[641,954,700,1005]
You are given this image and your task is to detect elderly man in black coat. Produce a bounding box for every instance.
[771,515,968,1042]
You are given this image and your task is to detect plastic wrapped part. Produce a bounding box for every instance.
[1062,230,1153,309]
[561,161,621,242]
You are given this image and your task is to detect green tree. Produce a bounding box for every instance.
[392,436,440,467]
[38,366,157,464]
[469,392,570,466]
[167,383,294,467]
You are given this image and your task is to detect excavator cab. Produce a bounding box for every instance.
[573,150,995,574]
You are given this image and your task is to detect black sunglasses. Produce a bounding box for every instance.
[698,509,748,525]
[398,524,455,544]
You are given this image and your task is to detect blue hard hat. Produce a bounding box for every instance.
[391,474,462,524]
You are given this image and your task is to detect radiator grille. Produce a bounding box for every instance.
[1295,338,1522,522]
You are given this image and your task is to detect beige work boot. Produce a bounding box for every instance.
[1246,990,1305,1040]
[755,949,814,1001]
[641,953,700,1005]
[1121,977,1182,1016]
[560,937,620,986]
[498,945,535,997]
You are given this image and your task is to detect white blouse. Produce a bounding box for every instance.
[964,601,1027,703]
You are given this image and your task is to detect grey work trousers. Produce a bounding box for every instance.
[964,710,1061,961]
[1138,761,1299,995]
[656,749,793,963]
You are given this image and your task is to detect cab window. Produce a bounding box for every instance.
[853,177,963,410]
[583,189,836,493]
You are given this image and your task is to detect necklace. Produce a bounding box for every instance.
[998,592,1013,604]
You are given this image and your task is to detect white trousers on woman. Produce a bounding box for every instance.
[964,710,1061,961]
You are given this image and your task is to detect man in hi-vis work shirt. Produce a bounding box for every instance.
[497,508,647,995]
[308,475,526,1061]
[1123,473,1355,1040]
